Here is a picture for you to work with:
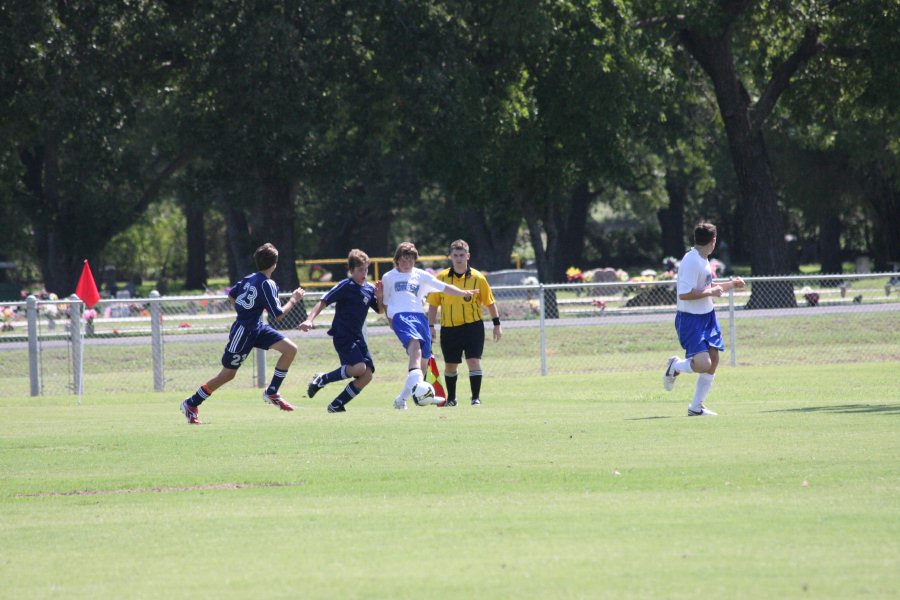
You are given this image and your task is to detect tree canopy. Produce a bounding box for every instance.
[2,1,896,295]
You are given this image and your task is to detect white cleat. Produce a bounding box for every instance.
[663,356,678,391]
[393,396,408,410]
[688,406,718,417]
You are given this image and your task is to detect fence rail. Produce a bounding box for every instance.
[1,273,897,398]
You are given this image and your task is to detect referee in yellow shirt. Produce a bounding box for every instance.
[426,240,502,406]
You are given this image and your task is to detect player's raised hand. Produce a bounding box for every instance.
[291,287,305,301]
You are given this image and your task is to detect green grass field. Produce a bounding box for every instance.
[2,363,898,599]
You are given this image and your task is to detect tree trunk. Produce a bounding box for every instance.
[659,169,688,258]
[818,214,843,275]
[864,166,900,272]
[679,27,802,308]
[556,181,594,274]
[182,192,208,290]
[258,170,299,291]
[223,204,254,282]
[458,206,521,272]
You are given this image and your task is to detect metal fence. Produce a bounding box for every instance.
[1,273,898,398]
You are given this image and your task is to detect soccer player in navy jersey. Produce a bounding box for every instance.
[662,223,745,416]
[180,243,306,424]
[299,249,384,413]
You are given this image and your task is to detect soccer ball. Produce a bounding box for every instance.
[410,381,436,406]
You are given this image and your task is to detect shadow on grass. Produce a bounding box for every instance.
[765,404,900,415]
[625,415,677,421]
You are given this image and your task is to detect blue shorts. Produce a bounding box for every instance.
[332,334,375,373]
[391,312,433,360]
[675,310,724,358]
[220,320,285,369]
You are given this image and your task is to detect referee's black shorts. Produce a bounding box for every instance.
[439,321,485,363]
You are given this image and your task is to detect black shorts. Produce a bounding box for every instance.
[439,321,485,364]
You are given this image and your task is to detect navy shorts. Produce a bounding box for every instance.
[220,320,285,369]
[675,310,724,359]
[333,334,375,373]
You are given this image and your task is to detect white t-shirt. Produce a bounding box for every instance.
[676,248,715,314]
[382,267,447,318]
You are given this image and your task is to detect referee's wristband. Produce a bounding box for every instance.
[492,317,501,326]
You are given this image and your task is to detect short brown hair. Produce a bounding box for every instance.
[393,242,418,265]
[694,223,717,246]
[449,239,470,254]
[254,243,279,271]
[347,249,369,270]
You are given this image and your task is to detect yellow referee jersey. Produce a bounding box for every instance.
[426,267,496,327]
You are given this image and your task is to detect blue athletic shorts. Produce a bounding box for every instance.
[391,312,433,360]
[332,334,375,373]
[220,320,285,369]
[675,310,724,358]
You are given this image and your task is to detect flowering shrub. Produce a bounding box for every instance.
[566,267,585,283]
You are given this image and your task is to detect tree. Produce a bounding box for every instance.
[1,2,191,294]
[633,1,848,306]
[777,0,900,272]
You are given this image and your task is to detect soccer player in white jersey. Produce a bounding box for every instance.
[380,242,479,410]
[663,223,745,416]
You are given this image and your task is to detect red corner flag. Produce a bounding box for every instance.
[425,356,446,399]
[75,259,101,309]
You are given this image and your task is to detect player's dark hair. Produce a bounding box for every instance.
[254,243,279,271]
[348,249,369,270]
[393,242,418,265]
[694,223,717,246]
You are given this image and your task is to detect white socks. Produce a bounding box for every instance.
[690,373,715,412]
[399,368,423,401]
[674,359,694,374]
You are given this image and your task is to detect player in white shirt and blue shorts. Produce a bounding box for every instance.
[381,242,479,410]
[663,223,745,416]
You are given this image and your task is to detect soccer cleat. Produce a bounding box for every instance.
[307,373,325,398]
[688,405,718,417]
[393,396,408,410]
[181,400,201,425]
[435,397,449,407]
[446,398,457,407]
[327,402,346,413]
[663,356,679,391]
[471,398,481,406]
[263,392,295,411]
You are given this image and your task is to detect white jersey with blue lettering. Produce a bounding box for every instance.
[382,267,447,318]
[676,248,715,314]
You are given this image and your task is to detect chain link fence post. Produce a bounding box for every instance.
[256,348,267,388]
[539,284,547,376]
[150,290,165,391]
[68,295,83,399]
[728,285,737,367]
[26,295,40,396]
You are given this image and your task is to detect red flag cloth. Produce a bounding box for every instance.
[425,356,446,399]
[75,259,101,309]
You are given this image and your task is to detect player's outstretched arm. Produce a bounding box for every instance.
[275,287,305,321]
[299,299,327,331]
[444,284,480,298]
